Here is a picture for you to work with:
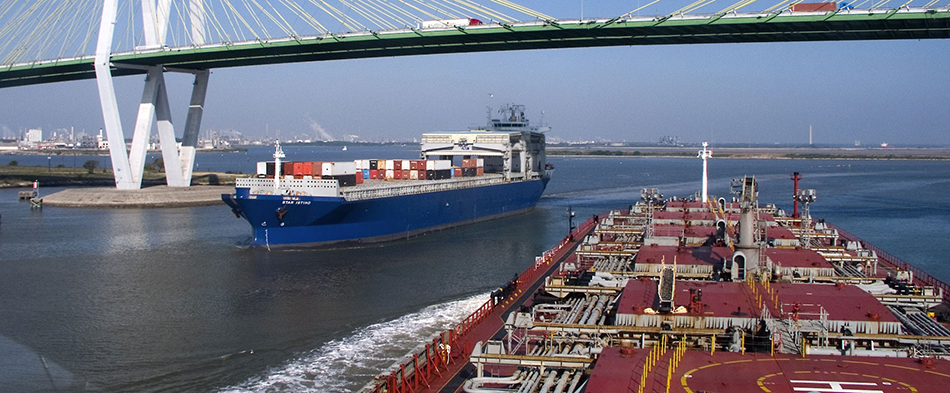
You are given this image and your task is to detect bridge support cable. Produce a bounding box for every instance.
[95,0,210,189]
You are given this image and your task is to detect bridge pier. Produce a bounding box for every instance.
[93,0,208,190]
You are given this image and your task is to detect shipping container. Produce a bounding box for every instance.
[386,169,395,180]
[401,170,410,180]
[790,2,837,11]
[426,170,435,180]
[410,170,420,180]
[355,173,363,184]
[394,170,402,180]
[463,167,477,177]
[361,159,370,169]
[369,160,378,170]
[401,160,410,170]
[476,167,484,176]
[362,169,370,179]
[476,158,484,167]
[266,162,275,177]
[393,160,402,171]
[322,161,357,176]
[454,168,462,178]
[385,160,395,171]
[283,162,294,176]
[309,162,322,176]
[370,169,379,179]
[462,159,475,168]
[256,162,268,176]
[409,161,419,170]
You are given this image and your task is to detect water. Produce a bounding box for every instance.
[1,146,948,392]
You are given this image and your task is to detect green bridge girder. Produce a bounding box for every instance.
[2,9,949,88]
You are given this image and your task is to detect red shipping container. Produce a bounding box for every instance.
[283,162,294,175]
[393,170,402,180]
[401,170,409,179]
[409,161,418,170]
[476,167,484,176]
[790,2,836,12]
[310,161,322,176]
[454,168,462,177]
[370,169,378,179]
[355,174,363,184]
[393,160,402,170]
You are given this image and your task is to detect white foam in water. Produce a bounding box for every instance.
[220,293,488,393]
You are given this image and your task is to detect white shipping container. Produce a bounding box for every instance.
[386,160,395,170]
[361,160,370,169]
[257,162,268,175]
[385,169,395,179]
[476,158,484,167]
[322,161,357,176]
[401,160,410,169]
[434,160,451,170]
[354,160,362,170]
[425,160,435,170]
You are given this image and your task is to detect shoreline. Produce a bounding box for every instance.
[547,146,950,161]
[0,165,240,188]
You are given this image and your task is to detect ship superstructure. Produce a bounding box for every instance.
[362,154,950,393]
[222,104,552,247]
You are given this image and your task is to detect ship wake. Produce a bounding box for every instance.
[219,293,487,392]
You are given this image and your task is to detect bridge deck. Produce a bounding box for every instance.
[3,8,949,88]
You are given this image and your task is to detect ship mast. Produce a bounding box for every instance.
[273,140,285,192]
[698,142,712,204]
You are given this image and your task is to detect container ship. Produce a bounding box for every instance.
[223,104,551,247]
[361,155,950,392]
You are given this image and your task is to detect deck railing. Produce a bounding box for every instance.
[827,222,950,302]
[363,214,600,393]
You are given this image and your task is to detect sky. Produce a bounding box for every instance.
[1,2,949,146]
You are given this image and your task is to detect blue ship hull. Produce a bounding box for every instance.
[222,178,549,247]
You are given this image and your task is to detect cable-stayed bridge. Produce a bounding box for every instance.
[1,1,948,189]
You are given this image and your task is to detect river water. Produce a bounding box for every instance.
[1,145,948,392]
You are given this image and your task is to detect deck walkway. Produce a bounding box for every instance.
[417,229,592,393]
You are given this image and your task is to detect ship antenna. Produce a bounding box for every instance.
[273,139,285,192]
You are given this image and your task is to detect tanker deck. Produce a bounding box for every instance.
[361,176,950,393]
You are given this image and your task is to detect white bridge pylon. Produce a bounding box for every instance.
[94,0,208,189]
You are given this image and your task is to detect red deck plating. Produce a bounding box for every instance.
[588,348,950,393]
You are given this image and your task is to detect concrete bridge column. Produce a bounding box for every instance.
[93,0,209,189]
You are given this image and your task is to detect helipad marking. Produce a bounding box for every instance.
[757,372,784,393]
[844,360,879,366]
[725,359,752,365]
[683,357,927,393]
[924,369,950,378]
[788,380,883,392]
[756,369,919,393]
[884,364,920,372]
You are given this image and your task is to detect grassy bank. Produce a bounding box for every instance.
[0,164,241,188]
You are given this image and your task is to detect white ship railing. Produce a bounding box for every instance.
[343,176,507,201]
[236,178,341,197]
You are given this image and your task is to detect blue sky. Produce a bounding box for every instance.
[1,2,948,146]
